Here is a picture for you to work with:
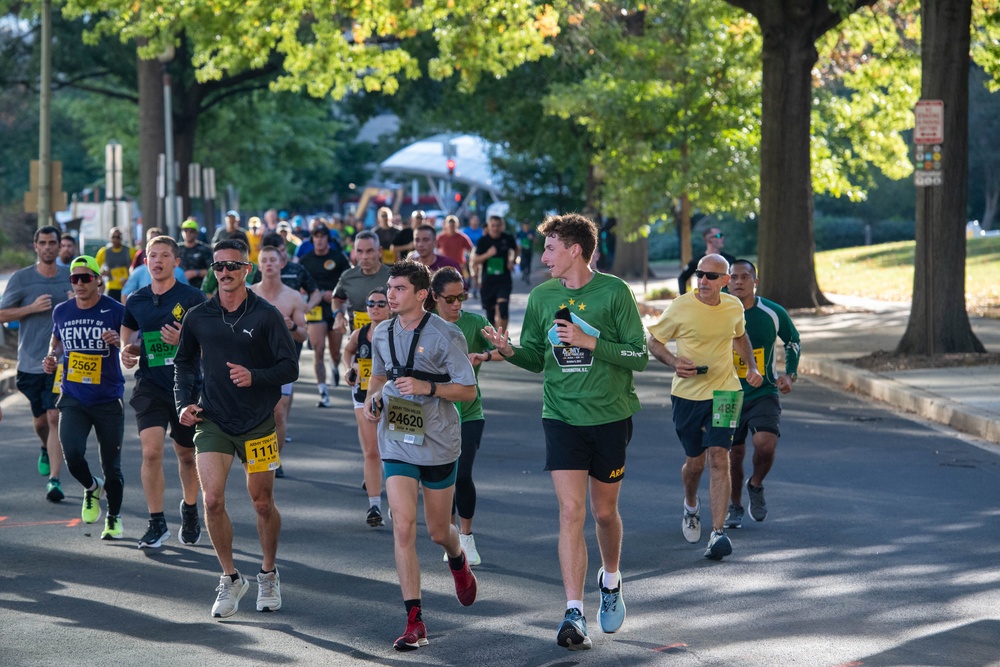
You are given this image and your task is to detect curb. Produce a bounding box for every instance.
[800,355,1000,445]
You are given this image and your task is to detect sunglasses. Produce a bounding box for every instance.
[694,270,724,280]
[437,292,469,304]
[366,299,388,308]
[211,260,251,272]
[710,233,724,239]
[70,273,97,284]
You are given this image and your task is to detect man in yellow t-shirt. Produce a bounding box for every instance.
[95,227,137,302]
[647,254,761,561]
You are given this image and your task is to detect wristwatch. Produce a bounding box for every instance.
[788,372,797,383]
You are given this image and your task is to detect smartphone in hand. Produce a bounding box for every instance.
[555,306,572,324]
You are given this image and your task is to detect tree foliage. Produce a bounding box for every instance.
[54,0,561,98]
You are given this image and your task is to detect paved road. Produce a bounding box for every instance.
[3,328,1000,666]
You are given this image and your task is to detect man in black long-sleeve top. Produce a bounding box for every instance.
[174,239,298,619]
[677,227,736,295]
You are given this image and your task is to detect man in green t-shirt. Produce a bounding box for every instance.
[647,254,762,562]
[483,213,647,651]
[725,259,800,528]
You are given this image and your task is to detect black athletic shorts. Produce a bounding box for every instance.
[480,275,512,307]
[733,394,781,445]
[129,379,195,448]
[16,371,58,418]
[542,417,632,483]
[670,395,735,458]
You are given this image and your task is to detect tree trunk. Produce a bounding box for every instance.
[755,6,830,307]
[137,44,164,233]
[897,0,984,354]
[611,234,647,279]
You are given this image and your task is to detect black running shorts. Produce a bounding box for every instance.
[733,394,781,445]
[542,417,632,483]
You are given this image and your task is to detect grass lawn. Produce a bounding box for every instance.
[815,236,1000,318]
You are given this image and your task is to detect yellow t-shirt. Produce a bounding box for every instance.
[648,291,745,401]
[247,230,263,264]
[95,245,137,290]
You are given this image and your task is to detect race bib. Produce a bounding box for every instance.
[245,432,280,473]
[485,256,506,276]
[305,304,323,322]
[66,352,102,385]
[733,348,765,379]
[110,266,129,285]
[52,364,63,394]
[358,358,372,391]
[142,330,177,367]
[712,390,744,429]
[386,396,426,446]
[352,311,371,330]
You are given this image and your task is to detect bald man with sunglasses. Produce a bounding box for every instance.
[647,254,761,561]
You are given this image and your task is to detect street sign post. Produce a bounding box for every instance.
[914,100,943,188]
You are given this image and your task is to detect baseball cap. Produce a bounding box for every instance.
[225,210,240,221]
[181,220,199,230]
[276,221,292,232]
[248,216,262,229]
[70,255,101,275]
[310,224,331,237]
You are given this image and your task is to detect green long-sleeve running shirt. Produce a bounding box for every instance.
[506,272,647,425]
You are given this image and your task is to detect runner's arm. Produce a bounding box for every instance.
[173,318,202,413]
[250,312,299,387]
[590,288,649,372]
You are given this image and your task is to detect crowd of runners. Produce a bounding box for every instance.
[0,210,799,652]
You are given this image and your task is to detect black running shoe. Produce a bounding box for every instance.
[138,518,170,549]
[367,506,385,527]
[179,500,202,545]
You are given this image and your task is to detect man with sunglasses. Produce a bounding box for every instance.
[43,256,126,540]
[173,239,298,618]
[725,259,800,529]
[677,227,735,295]
[481,213,647,651]
[331,230,391,334]
[1,226,71,502]
[299,224,352,406]
[648,254,762,561]
[120,235,207,549]
[179,219,213,289]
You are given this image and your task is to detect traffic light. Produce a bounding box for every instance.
[447,158,456,177]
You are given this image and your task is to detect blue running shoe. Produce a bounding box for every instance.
[597,567,626,633]
[557,608,593,650]
[704,529,733,561]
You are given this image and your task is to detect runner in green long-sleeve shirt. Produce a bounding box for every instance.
[725,259,801,529]
[482,213,647,651]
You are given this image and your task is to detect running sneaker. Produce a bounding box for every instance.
[682,498,701,543]
[393,607,428,651]
[557,608,593,650]
[704,529,733,561]
[460,533,481,566]
[81,477,104,524]
[38,448,50,476]
[179,500,202,545]
[138,518,170,549]
[317,390,331,408]
[274,465,285,479]
[256,570,281,612]
[212,573,250,618]
[366,506,384,527]
[726,503,745,529]
[597,567,626,633]
[450,552,478,606]
[46,479,64,503]
[746,480,768,522]
[101,515,124,540]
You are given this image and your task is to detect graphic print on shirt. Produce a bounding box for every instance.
[546,298,601,372]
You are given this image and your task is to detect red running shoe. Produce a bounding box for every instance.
[393,607,428,651]
[450,551,478,606]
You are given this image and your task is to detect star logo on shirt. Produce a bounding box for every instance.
[578,303,587,311]
[568,298,575,306]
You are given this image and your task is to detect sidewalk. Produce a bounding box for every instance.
[630,274,1000,447]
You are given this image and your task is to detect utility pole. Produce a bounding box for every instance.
[37,0,52,228]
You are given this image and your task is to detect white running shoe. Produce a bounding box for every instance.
[682,499,702,544]
[460,533,481,566]
[212,573,249,618]
[256,570,282,612]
